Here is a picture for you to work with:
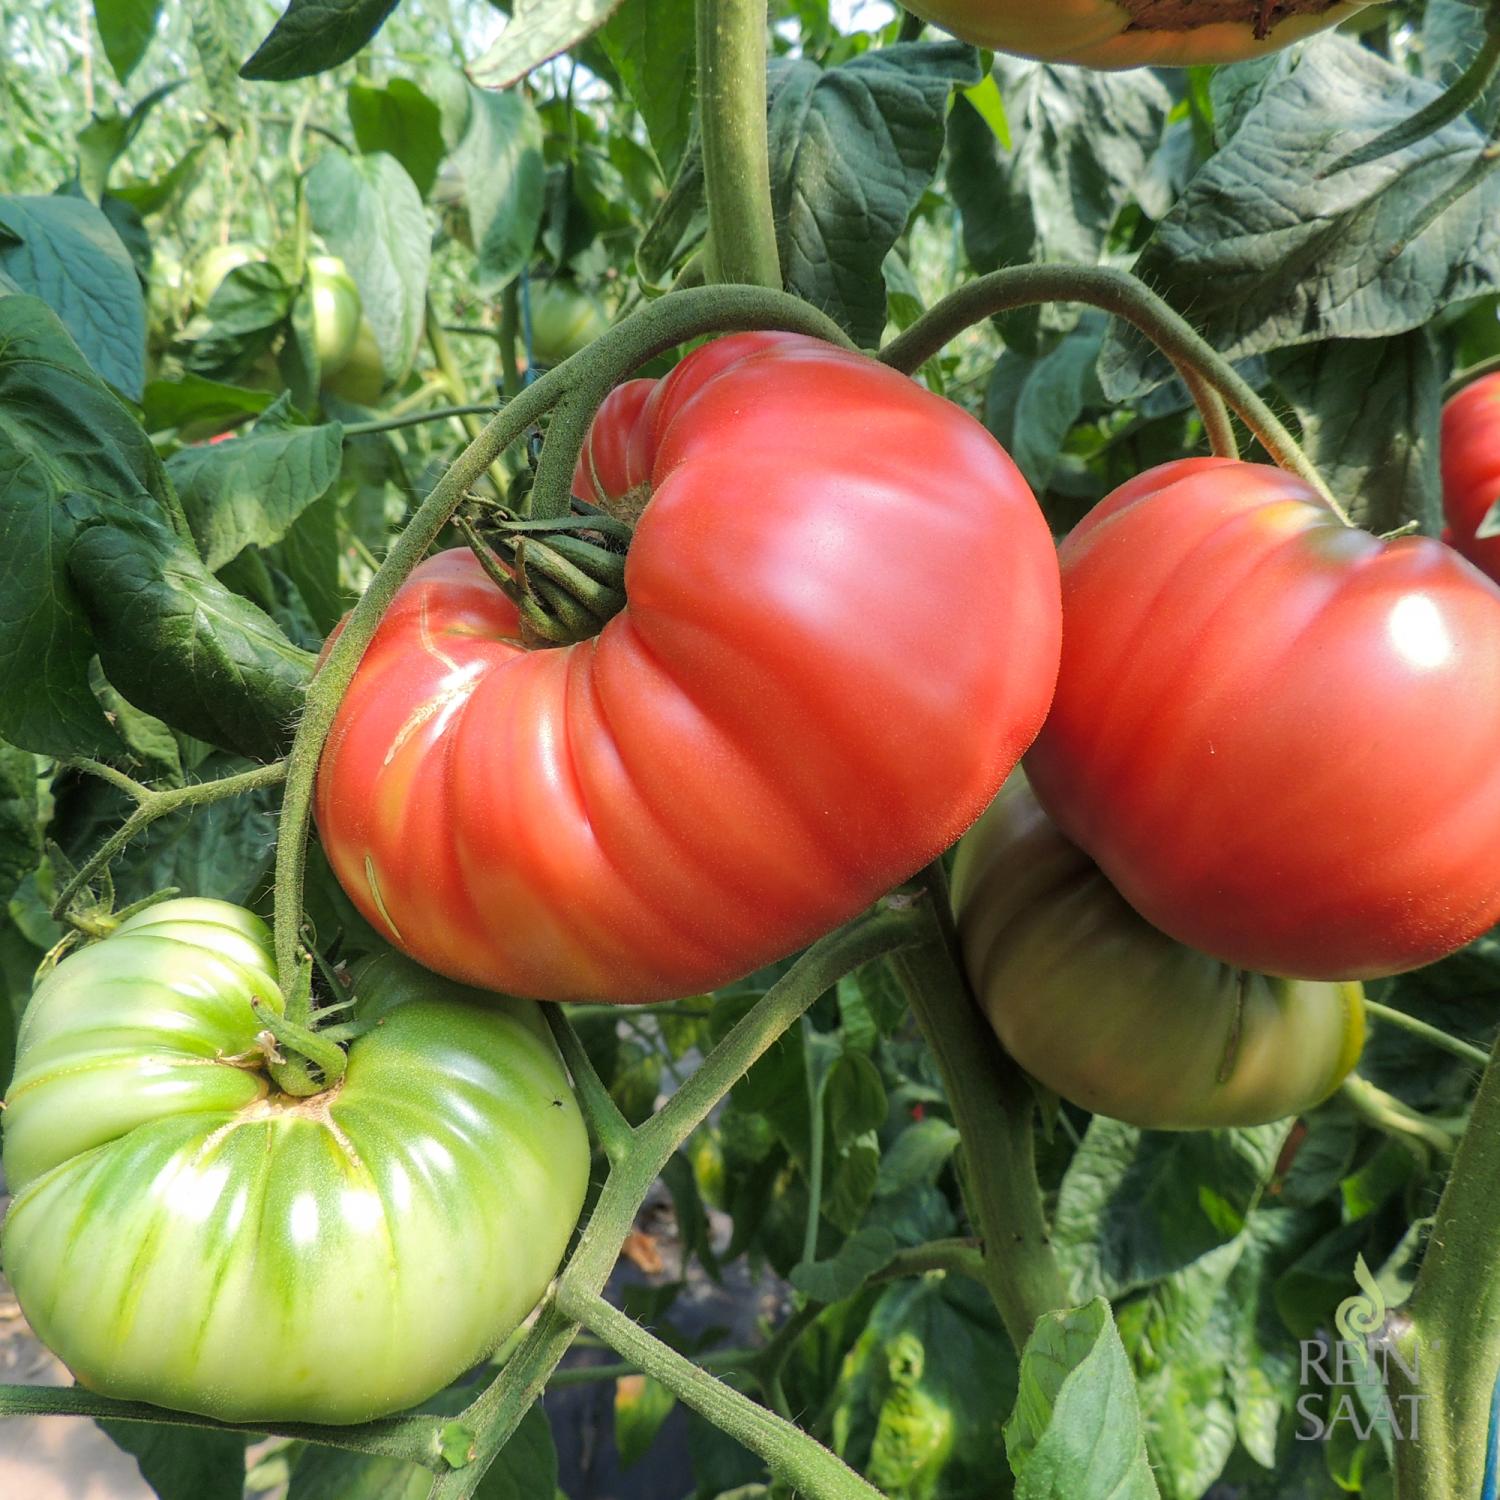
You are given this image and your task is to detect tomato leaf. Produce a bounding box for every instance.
[69,510,315,760]
[767,41,981,347]
[1271,329,1444,536]
[790,1225,897,1303]
[597,0,695,179]
[469,0,627,90]
[0,296,183,756]
[242,0,400,82]
[348,79,445,200]
[167,411,343,570]
[97,1423,248,1500]
[614,1373,677,1470]
[306,151,431,385]
[1005,1299,1161,1499]
[427,70,546,296]
[0,195,147,397]
[141,372,274,432]
[0,743,41,909]
[94,0,165,84]
[1103,35,1500,399]
[1052,1118,1289,1303]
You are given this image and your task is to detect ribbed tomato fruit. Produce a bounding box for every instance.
[315,333,1061,1002]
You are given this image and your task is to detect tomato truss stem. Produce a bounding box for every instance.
[879,264,1345,519]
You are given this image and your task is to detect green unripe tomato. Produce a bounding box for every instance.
[322,315,385,404]
[307,254,363,374]
[191,241,262,309]
[951,775,1365,1129]
[1,898,590,1424]
[528,280,610,366]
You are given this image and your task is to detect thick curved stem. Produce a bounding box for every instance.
[557,1285,883,1500]
[271,283,855,991]
[423,902,923,1500]
[1390,1033,1500,1500]
[879,264,1337,517]
[891,862,1068,1348]
[696,0,781,289]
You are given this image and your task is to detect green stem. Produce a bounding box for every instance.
[270,282,855,992]
[1322,15,1500,178]
[544,1005,635,1166]
[53,760,288,921]
[557,1285,883,1500]
[891,863,1068,1348]
[1442,350,1500,402]
[879,264,1336,517]
[0,1386,447,1469]
[1338,1073,1461,1159]
[1389,1032,1500,1500]
[424,904,921,1500]
[499,281,523,398]
[1363,997,1492,1069]
[695,0,782,289]
[802,1016,828,1268]
[344,404,501,439]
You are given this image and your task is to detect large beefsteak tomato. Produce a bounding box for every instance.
[901,0,1371,68]
[1024,458,1500,982]
[953,773,1365,1129]
[315,333,1061,1002]
[1441,371,1500,585]
[1,899,589,1424]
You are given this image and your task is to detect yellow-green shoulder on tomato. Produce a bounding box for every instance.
[903,0,1372,68]
[951,773,1365,1130]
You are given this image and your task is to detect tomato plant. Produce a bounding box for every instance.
[1441,371,1500,584]
[6,3,1500,1500]
[900,0,1374,67]
[315,332,1061,1003]
[2,898,589,1424]
[1024,457,1500,982]
[953,772,1366,1128]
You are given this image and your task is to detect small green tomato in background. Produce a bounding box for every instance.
[0,898,590,1424]
[528,279,610,366]
[952,774,1365,1130]
[190,240,263,309]
[307,254,362,374]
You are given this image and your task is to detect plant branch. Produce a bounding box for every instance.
[545,1005,635,1166]
[1363,997,1492,1069]
[891,861,1068,1348]
[1443,351,1500,402]
[695,0,782,288]
[422,904,922,1498]
[53,761,288,921]
[0,1385,447,1469]
[556,1284,884,1500]
[879,264,1334,515]
[343,404,501,438]
[1339,1072,1462,1160]
[271,282,856,993]
[1390,1031,1500,1500]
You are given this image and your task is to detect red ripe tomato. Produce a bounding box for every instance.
[316,333,1061,1002]
[571,376,656,511]
[1441,372,1500,585]
[1025,457,1500,982]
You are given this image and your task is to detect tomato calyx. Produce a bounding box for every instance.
[247,953,353,1097]
[460,498,633,647]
